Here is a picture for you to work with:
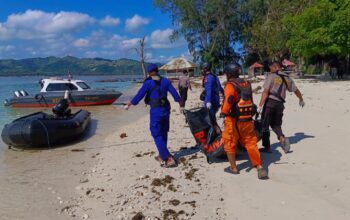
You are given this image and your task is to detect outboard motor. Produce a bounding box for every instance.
[52,90,71,117]
[14,91,23,97]
[20,90,29,96]
[52,99,71,117]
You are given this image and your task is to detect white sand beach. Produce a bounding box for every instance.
[1,77,350,220]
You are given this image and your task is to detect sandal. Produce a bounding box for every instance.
[281,137,291,153]
[257,168,269,180]
[224,167,240,175]
[164,156,177,168]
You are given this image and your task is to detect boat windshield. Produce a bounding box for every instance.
[76,82,91,90]
[46,83,78,91]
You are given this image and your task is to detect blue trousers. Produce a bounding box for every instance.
[209,104,220,124]
[150,113,170,161]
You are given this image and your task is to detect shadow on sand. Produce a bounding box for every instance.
[258,132,315,172]
[219,132,315,173]
[173,145,201,161]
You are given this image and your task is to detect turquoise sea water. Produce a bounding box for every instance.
[0,75,140,146]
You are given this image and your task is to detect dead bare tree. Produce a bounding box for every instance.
[134,36,147,79]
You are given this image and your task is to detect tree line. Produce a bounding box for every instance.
[154,0,350,75]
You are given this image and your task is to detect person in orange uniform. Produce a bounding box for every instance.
[220,63,268,179]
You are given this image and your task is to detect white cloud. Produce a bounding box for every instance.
[145,52,153,60]
[149,28,173,49]
[0,10,95,40]
[0,45,15,52]
[121,38,141,49]
[100,15,120,27]
[148,28,186,49]
[125,14,150,32]
[0,10,189,60]
[74,38,89,48]
[180,50,193,61]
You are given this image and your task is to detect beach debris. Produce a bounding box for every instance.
[120,133,128,139]
[178,157,188,167]
[121,199,129,205]
[185,168,199,180]
[143,151,156,156]
[137,175,150,180]
[85,189,91,196]
[91,153,100,158]
[151,175,174,187]
[71,149,85,152]
[163,175,174,184]
[163,209,185,220]
[151,178,163,187]
[188,154,198,160]
[82,213,89,219]
[132,212,145,220]
[183,201,196,208]
[60,204,79,215]
[80,178,89,183]
[168,199,180,206]
[134,151,156,158]
[167,184,177,192]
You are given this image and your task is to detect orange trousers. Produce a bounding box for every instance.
[222,117,262,167]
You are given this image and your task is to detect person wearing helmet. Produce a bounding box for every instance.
[257,61,304,153]
[125,63,184,168]
[220,63,268,180]
[200,62,224,125]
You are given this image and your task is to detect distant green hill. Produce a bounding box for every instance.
[0,56,157,76]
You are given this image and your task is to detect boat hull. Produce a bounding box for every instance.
[5,90,122,108]
[1,110,91,148]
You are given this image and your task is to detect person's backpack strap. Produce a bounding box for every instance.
[277,73,290,91]
[144,77,162,105]
[269,73,289,103]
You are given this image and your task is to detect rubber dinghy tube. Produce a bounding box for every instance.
[35,119,51,148]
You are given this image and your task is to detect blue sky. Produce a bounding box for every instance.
[0,0,189,62]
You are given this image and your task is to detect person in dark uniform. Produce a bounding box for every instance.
[125,64,184,167]
[178,70,192,107]
[258,61,305,153]
[200,62,224,125]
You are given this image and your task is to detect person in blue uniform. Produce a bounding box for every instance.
[124,63,183,167]
[201,62,224,125]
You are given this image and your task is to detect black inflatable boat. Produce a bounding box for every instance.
[1,110,91,149]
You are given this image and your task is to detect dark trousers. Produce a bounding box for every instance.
[262,99,285,149]
[179,86,188,105]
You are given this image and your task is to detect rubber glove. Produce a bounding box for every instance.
[299,100,305,108]
[206,102,212,109]
[124,102,131,110]
[179,107,185,114]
